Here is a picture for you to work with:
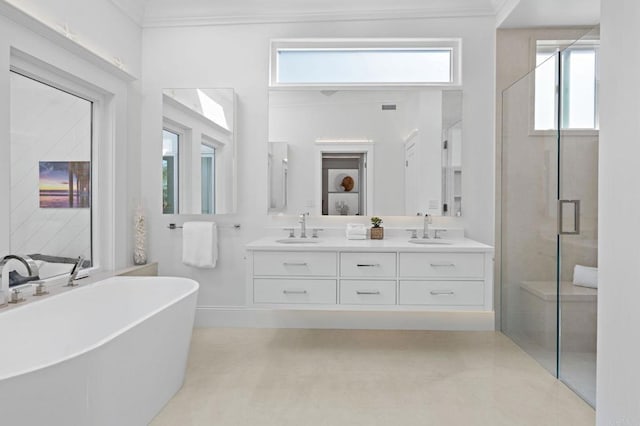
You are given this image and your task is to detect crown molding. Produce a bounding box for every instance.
[142,6,496,28]
[109,0,145,26]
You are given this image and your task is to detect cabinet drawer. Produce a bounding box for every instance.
[253,252,336,276]
[340,280,396,305]
[254,279,337,304]
[399,253,484,278]
[399,281,484,306]
[340,253,396,278]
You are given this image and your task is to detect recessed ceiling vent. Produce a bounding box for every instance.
[381,104,397,111]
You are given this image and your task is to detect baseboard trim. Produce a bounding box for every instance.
[194,306,496,330]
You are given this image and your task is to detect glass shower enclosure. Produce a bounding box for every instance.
[500,27,599,407]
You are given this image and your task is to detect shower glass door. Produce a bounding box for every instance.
[501,59,560,376]
[557,27,599,407]
[501,27,599,407]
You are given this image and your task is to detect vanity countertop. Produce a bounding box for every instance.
[246,237,493,252]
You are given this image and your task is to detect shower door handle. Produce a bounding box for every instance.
[558,200,581,235]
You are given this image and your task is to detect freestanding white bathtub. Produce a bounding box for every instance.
[0,276,199,426]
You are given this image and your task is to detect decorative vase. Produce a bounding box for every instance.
[133,205,147,265]
[370,226,384,240]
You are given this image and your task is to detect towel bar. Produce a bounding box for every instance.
[168,223,240,230]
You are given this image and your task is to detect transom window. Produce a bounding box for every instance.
[534,40,600,131]
[271,39,461,86]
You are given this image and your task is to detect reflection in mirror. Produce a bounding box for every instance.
[162,88,236,215]
[162,129,179,214]
[268,89,462,216]
[442,90,463,216]
[268,142,289,212]
[322,152,365,215]
[200,142,216,214]
[8,71,92,281]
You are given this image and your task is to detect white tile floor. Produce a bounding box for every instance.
[152,328,595,426]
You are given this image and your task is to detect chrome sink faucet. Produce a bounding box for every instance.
[0,254,40,306]
[423,213,432,238]
[298,212,310,238]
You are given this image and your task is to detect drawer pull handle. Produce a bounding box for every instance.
[356,263,380,267]
[430,290,455,296]
[283,262,308,266]
[430,263,455,267]
[356,290,381,295]
[283,289,308,295]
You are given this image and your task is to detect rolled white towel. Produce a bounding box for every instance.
[573,265,598,289]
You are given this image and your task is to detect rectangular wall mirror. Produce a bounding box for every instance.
[268,89,463,217]
[162,88,236,215]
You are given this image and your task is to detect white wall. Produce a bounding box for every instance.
[0,3,142,272]
[3,0,141,77]
[597,0,640,423]
[141,16,496,324]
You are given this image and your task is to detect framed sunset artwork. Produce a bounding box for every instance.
[39,161,91,208]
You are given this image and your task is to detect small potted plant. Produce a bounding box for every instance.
[370,216,384,240]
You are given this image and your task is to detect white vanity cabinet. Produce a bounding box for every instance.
[339,252,397,305]
[252,251,337,304]
[247,238,494,313]
[253,251,336,277]
[398,252,489,309]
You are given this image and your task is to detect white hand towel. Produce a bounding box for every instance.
[573,265,598,288]
[182,222,218,268]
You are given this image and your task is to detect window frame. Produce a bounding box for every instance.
[162,120,190,214]
[200,137,220,215]
[270,38,462,88]
[162,127,181,214]
[10,53,108,274]
[529,37,600,137]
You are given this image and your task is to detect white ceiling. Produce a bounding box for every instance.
[498,0,600,28]
[109,0,599,28]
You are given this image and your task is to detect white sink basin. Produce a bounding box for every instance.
[408,239,453,245]
[276,238,321,244]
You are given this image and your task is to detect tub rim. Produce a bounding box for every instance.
[0,276,199,382]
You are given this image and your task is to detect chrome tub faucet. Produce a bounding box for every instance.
[0,254,40,306]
